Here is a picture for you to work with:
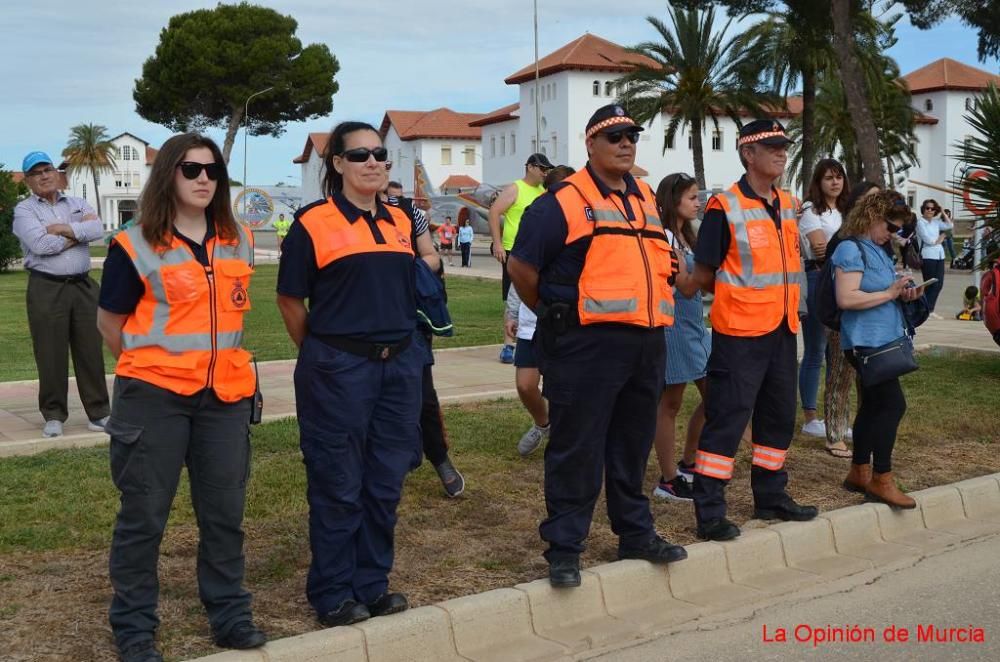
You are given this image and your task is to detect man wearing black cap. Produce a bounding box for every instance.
[688,119,817,542]
[488,152,553,363]
[508,104,687,588]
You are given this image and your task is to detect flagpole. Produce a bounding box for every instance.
[533,0,541,153]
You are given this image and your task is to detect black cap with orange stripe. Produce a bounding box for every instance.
[738,119,794,148]
[585,104,645,139]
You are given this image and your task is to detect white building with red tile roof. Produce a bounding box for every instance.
[59,132,157,230]
[380,108,485,197]
[477,33,997,213]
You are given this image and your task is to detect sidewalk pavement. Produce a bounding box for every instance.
[3,257,997,458]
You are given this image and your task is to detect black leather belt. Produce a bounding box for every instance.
[314,333,412,361]
[28,269,89,283]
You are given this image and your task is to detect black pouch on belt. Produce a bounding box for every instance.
[250,354,263,425]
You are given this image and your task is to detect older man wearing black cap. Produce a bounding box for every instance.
[508,104,687,587]
[488,151,554,363]
[687,119,817,542]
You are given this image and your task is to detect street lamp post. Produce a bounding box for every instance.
[242,86,275,220]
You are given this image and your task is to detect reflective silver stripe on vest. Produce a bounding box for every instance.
[721,191,803,289]
[121,225,249,352]
[660,300,675,317]
[583,297,638,314]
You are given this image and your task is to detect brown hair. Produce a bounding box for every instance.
[839,190,912,238]
[543,165,575,189]
[655,173,698,249]
[138,133,238,250]
[805,158,849,214]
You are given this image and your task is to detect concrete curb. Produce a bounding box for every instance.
[188,471,1000,662]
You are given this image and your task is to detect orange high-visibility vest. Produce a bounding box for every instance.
[113,224,256,403]
[708,184,804,336]
[297,197,414,269]
[553,169,676,327]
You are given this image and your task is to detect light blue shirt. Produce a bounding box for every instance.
[915,216,953,260]
[12,193,104,275]
[830,238,906,350]
[457,225,474,244]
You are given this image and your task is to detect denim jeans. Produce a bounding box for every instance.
[798,268,827,412]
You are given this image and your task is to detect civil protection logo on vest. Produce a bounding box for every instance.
[396,230,411,248]
[230,279,248,308]
[584,206,594,221]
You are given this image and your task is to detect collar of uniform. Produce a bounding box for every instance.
[737,174,780,210]
[332,190,394,225]
[585,162,643,200]
[171,222,217,249]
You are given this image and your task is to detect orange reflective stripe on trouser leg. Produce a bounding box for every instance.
[694,450,735,480]
[751,444,787,471]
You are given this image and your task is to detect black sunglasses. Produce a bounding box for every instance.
[339,147,389,163]
[673,173,696,189]
[177,161,223,181]
[886,220,901,233]
[603,129,641,145]
[922,206,938,212]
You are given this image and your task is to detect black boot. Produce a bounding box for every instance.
[696,518,741,541]
[548,557,581,588]
[754,495,819,521]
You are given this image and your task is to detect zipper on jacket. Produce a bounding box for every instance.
[203,247,218,391]
[775,206,790,324]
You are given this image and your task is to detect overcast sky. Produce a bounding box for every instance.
[2,1,997,187]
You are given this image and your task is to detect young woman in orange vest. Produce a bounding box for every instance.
[276,122,426,627]
[649,173,709,502]
[96,133,265,662]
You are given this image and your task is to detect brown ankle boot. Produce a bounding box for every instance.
[865,471,916,509]
[843,464,871,494]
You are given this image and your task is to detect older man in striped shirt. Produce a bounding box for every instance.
[12,151,110,437]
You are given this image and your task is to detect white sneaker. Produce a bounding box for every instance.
[87,416,110,433]
[517,424,550,456]
[801,419,827,438]
[845,428,853,440]
[43,420,63,437]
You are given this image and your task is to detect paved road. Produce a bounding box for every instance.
[592,532,1000,662]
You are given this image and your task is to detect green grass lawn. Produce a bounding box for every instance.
[0,267,503,381]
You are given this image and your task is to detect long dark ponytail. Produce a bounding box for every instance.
[320,121,380,197]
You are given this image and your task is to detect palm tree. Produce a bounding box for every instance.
[957,83,1000,262]
[62,124,117,217]
[734,2,833,195]
[616,3,773,189]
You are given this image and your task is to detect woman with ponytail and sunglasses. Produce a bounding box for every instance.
[97,133,265,661]
[276,122,426,628]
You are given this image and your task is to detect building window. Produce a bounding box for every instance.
[605,81,614,97]
[510,133,516,154]
[441,146,452,165]
[82,183,87,199]
[490,136,496,157]
[688,134,693,150]
[924,98,933,112]
[531,138,537,153]
[965,97,973,110]
[665,131,675,150]
[964,135,974,152]
[500,134,506,156]
[906,190,916,209]
[593,80,600,96]
[712,129,723,151]
[531,88,535,105]
[464,146,475,165]
[551,84,556,100]
[132,173,140,187]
